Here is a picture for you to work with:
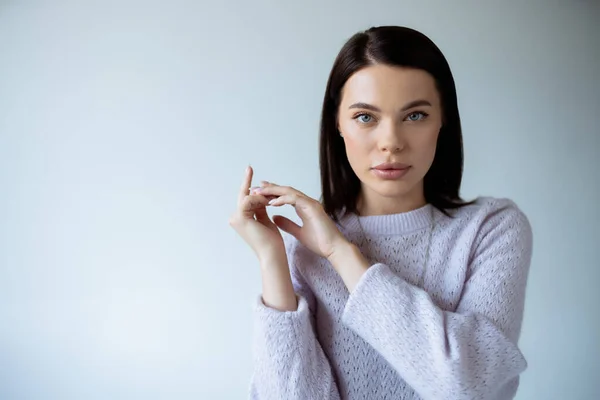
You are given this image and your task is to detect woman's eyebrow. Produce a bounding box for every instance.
[348,102,381,112]
[348,99,432,112]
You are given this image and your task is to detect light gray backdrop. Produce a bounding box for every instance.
[1,1,598,399]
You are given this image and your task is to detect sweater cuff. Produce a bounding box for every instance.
[255,293,308,318]
[254,294,311,337]
[253,294,313,360]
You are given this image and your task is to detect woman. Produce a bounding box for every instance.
[229,26,532,400]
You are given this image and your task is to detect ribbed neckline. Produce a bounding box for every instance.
[338,203,437,235]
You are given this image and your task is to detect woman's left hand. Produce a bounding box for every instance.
[252,182,348,260]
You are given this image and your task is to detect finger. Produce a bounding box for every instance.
[273,215,302,239]
[267,194,298,207]
[250,187,276,198]
[240,193,269,215]
[254,204,271,224]
[251,188,278,201]
[238,166,253,205]
[256,185,305,199]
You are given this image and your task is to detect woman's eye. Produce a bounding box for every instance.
[356,113,373,124]
[406,111,428,121]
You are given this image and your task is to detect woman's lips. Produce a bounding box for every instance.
[371,166,411,179]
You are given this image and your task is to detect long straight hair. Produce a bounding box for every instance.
[319,26,472,221]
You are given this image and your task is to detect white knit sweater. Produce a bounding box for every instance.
[250,197,533,400]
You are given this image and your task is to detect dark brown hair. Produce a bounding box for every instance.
[319,26,472,221]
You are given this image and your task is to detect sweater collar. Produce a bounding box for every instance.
[337,203,437,235]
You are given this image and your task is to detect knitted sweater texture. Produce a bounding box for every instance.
[250,197,533,400]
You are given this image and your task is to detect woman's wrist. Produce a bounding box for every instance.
[327,240,370,293]
[327,237,358,267]
[260,254,297,311]
[258,248,287,270]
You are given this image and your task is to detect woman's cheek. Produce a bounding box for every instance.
[415,133,439,172]
[344,135,370,175]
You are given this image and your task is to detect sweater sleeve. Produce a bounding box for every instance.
[249,235,341,400]
[341,202,533,400]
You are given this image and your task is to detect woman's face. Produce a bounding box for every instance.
[337,64,443,213]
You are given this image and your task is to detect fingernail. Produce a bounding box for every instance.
[268,199,276,205]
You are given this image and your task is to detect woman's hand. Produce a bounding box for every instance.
[228,166,286,262]
[253,182,349,260]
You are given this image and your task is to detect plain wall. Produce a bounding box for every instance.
[1,1,598,399]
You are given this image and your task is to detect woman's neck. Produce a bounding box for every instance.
[357,187,426,216]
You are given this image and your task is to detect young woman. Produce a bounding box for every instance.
[229,26,533,400]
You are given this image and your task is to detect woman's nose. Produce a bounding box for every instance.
[378,125,405,153]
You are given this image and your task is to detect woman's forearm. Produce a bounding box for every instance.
[260,252,298,311]
[328,241,370,293]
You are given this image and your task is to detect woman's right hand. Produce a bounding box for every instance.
[229,166,286,262]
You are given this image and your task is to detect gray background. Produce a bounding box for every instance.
[1,1,598,399]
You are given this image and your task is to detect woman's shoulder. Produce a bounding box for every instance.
[449,196,529,224]
[446,196,532,249]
